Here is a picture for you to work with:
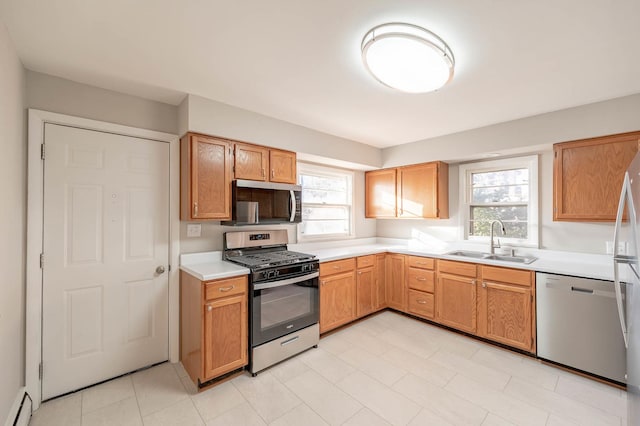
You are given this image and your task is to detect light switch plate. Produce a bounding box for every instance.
[186,223,201,238]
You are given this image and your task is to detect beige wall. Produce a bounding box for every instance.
[26,71,180,134]
[378,95,640,254]
[181,94,382,169]
[0,21,26,422]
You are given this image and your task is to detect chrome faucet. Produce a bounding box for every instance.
[489,219,506,254]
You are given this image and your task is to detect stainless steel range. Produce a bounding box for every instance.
[224,230,319,376]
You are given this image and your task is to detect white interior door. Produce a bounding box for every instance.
[42,123,170,400]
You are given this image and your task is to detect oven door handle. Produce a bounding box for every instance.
[254,272,319,290]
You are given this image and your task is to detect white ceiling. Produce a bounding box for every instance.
[2,0,640,148]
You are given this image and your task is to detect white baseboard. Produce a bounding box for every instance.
[4,387,31,426]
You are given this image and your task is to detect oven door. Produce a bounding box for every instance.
[251,272,319,347]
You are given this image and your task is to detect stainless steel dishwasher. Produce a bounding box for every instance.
[536,272,626,383]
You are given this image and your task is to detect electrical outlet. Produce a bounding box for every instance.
[186,223,201,238]
[618,241,628,255]
[606,241,614,255]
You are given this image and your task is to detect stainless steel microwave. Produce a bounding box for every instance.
[222,180,302,225]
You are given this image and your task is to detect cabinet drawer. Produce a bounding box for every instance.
[320,258,356,276]
[357,255,375,269]
[437,260,477,278]
[205,276,247,301]
[408,290,434,319]
[407,267,435,292]
[408,256,434,270]
[481,265,532,287]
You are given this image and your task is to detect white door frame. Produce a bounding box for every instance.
[26,109,181,409]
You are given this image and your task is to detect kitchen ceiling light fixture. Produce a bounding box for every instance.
[361,22,455,93]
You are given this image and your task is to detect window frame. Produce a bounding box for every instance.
[459,155,539,247]
[296,162,355,242]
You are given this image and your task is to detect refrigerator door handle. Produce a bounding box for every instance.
[613,173,630,348]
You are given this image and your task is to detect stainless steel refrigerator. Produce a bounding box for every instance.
[614,153,640,425]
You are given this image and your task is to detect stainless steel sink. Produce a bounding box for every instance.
[445,250,537,264]
[445,250,489,259]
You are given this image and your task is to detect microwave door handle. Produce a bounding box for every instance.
[289,190,296,222]
[613,173,630,348]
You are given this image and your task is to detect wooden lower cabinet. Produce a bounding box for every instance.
[376,254,386,309]
[478,265,535,352]
[386,254,406,311]
[406,255,435,320]
[436,260,478,334]
[356,255,376,317]
[180,272,248,386]
[320,259,356,333]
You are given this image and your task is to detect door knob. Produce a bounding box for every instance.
[156,265,166,274]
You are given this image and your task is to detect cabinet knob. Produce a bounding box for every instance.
[271,170,275,178]
[193,203,198,217]
[482,281,487,288]
[206,305,212,312]
[471,279,476,285]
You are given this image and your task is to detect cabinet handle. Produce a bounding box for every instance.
[193,203,198,217]
[261,168,265,177]
[471,279,476,285]
[271,170,275,178]
[206,305,212,311]
[417,277,427,282]
[321,281,326,286]
[417,299,427,304]
[482,281,487,288]
[333,266,340,270]
[219,285,235,292]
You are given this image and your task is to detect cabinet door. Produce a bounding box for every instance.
[554,131,640,221]
[436,273,477,333]
[203,293,247,380]
[397,163,438,218]
[365,169,397,218]
[385,254,406,311]
[234,143,268,181]
[320,271,356,333]
[182,134,232,220]
[269,149,297,184]
[479,280,532,351]
[356,267,376,318]
[376,254,386,309]
[397,162,449,219]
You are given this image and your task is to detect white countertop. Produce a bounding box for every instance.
[179,239,617,282]
[291,239,617,282]
[179,251,249,281]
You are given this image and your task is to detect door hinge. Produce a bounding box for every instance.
[40,253,44,269]
[531,294,533,303]
[40,143,45,160]
[39,362,43,380]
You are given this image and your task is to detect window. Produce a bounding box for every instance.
[459,156,538,246]
[297,163,354,240]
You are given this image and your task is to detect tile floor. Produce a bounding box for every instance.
[30,311,628,426]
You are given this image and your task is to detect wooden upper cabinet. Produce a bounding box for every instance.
[365,161,448,219]
[398,162,449,219]
[234,143,268,181]
[180,133,232,220]
[365,169,397,218]
[233,144,297,184]
[553,131,640,221]
[269,149,297,184]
